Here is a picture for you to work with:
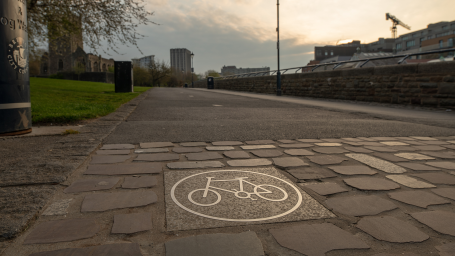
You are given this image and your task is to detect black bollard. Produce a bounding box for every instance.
[0,0,32,135]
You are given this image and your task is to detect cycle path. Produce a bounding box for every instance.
[4,136,455,256]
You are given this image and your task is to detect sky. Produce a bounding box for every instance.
[90,0,455,75]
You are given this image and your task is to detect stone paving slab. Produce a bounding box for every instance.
[325,195,397,216]
[297,139,323,143]
[122,176,158,188]
[444,145,455,150]
[135,148,169,153]
[365,146,398,152]
[278,139,297,144]
[395,153,435,160]
[420,151,455,159]
[389,146,419,151]
[63,177,120,193]
[23,218,99,244]
[245,140,275,145]
[431,188,455,201]
[227,159,272,167]
[360,142,386,146]
[421,140,451,145]
[435,242,455,256]
[386,175,436,189]
[380,141,409,146]
[284,149,314,156]
[302,183,348,195]
[111,212,153,234]
[140,142,174,148]
[167,161,225,169]
[207,146,235,151]
[396,162,440,171]
[278,143,312,148]
[90,155,132,164]
[240,145,276,150]
[411,136,438,141]
[96,150,131,155]
[29,243,143,256]
[186,152,223,161]
[270,223,369,256]
[165,231,264,256]
[42,199,72,216]
[288,167,337,180]
[180,142,207,147]
[346,154,406,174]
[164,167,334,231]
[250,150,283,158]
[412,172,455,185]
[356,216,429,243]
[314,143,342,147]
[212,141,243,146]
[85,163,162,175]
[425,161,455,170]
[312,147,348,154]
[100,144,135,150]
[411,211,455,236]
[372,153,409,162]
[328,165,377,176]
[343,146,373,153]
[402,141,427,146]
[343,141,363,146]
[223,151,251,159]
[342,138,364,142]
[307,155,347,165]
[388,191,450,208]
[372,253,419,256]
[272,157,309,168]
[321,139,345,143]
[173,147,204,153]
[370,137,398,141]
[413,145,446,151]
[135,153,180,162]
[81,191,157,212]
[344,177,400,191]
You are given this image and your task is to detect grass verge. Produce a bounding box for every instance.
[30,78,150,124]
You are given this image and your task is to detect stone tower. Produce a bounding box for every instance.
[46,16,83,75]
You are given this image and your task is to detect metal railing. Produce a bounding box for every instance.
[211,48,455,80]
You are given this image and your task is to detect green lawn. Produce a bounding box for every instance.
[30,78,150,124]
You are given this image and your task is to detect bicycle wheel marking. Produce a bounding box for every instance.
[170,170,303,222]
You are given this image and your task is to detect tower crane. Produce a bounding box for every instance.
[386,13,411,39]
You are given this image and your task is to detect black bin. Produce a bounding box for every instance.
[207,77,214,89]
[114,61,133,93]
[0,0,32,135]
[184,83,188,88]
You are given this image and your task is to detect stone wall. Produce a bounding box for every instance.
[194,62,455,108]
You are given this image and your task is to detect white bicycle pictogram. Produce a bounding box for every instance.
[188,176,289,206]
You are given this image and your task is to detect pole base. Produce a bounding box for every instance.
[276,90,282,96]
[0,128,32,136]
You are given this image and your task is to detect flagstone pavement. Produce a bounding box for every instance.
[3,136,455,256]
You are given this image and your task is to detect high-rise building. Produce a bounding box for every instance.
[170,48,192,73]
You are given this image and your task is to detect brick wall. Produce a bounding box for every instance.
[193,62,455,108]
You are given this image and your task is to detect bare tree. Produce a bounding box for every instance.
[27,0,156,54]
[148,60,171,87]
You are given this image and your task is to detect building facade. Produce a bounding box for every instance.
[221,66,270,76]
[132,55,155,68]
[170,48,191,73]
[395,20,455,54]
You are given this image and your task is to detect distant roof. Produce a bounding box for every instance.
[320,56,352,64]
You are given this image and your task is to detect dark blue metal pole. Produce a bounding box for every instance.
[276,0,282,96]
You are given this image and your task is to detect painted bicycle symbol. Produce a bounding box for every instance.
[188,177,289,206]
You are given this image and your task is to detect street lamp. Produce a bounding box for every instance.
[276,0,281,96]
[191,52,194,88]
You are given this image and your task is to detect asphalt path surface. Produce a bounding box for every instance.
[104,88,455,143]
